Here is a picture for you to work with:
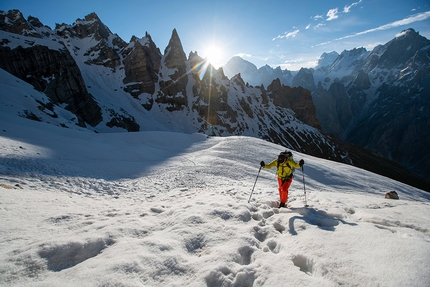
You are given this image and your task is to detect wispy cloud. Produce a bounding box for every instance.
[314,1,362,24]
[314,23,326,30]
[306,24,311,30]
[235,53,252,58]
[278,57,319,70]
[272,29,300,41]
[316,10,430,46]
[326,8,339,21]
[344,0,362,13]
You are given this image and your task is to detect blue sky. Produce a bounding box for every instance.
[1,0,430,70]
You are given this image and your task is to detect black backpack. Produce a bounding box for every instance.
[277,151,292,167]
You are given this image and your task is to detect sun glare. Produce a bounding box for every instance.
[203,45,223,68]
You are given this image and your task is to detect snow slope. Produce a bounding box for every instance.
[1,109,430,286]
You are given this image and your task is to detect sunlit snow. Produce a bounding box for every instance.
[1,100,430,287]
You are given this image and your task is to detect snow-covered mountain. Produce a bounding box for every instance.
[224,56,294,87]
[0,10,325,154]
[312,29,430,180]
[0,10,429,191]
[223,29,430,181]
[314,51,340,71]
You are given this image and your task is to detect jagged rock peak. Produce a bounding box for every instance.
[188,50,201,58]
[165,29,185,54]
[130,32,157,48]
[55,12,113,41]
[339,47,368,57]
[375,27,430,70]
[0,9,24,24]
[164,28,187,68]
[188,51,204,63]
[390,28,429,47]
[171,28,179,39]
[83,12,100,22]
[396,28,419,39]
[231,73,246,86]
[0,9,43,37]
[71,12,103,26]
[27,16,44,28]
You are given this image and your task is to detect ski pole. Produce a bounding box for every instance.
[302,165,308,207]
[248,166,262,203]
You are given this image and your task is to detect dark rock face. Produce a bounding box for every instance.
[291,68,316,92]
[347,82,430,179]
[123,34,162,99]
[0,10,103,127]
[343,29,430,179]
[156,29,188,111]
[310,29,430,180]
[267,79,321,130]
[0,44,102,127]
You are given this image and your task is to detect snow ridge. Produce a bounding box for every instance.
[0,118,429,286]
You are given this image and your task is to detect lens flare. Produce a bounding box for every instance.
[192,59,210,80]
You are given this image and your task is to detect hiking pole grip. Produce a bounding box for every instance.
[248,166,262,203]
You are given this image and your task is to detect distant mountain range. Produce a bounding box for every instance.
[0,9,429,191]
[224,29,430,181]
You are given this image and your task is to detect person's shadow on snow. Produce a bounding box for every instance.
[288,207,357,235]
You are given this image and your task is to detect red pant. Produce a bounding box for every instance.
[277,177,292,204]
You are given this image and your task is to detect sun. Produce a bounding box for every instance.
[202,44,223,68]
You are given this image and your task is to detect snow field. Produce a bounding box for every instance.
[1,119,430,286]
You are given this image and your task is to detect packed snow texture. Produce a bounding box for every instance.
[1,113,430,286]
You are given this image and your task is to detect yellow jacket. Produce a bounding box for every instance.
[263,157,301,179]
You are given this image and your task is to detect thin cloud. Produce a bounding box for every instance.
[313,15,324,20]
[235,53,252,58]
[306,24,311,30]
[278,57,319,70]
[327,8,339,21]
[314,23,326,30]
[344,0,363,13]
[272,29,300,41]
[316,10,430,46]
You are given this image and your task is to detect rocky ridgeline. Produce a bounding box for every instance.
[0,10,323,149]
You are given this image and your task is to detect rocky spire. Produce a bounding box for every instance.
[122,32,162,99]
[164,28,187,70]
[0,10,43,38]
[156,29,188,111]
